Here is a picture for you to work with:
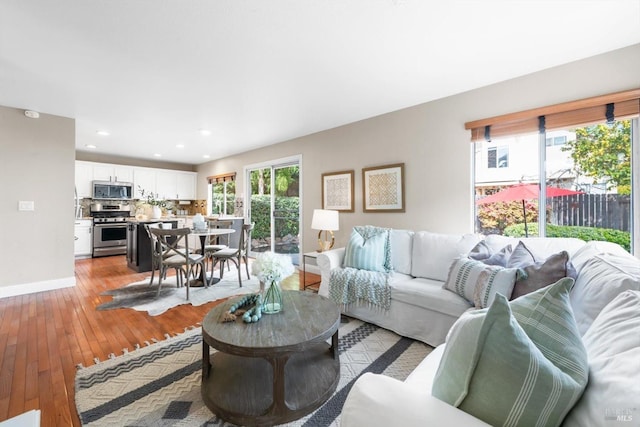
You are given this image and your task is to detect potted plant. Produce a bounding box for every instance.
[138,186,166,219]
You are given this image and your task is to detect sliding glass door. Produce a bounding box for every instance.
[246,156,301,265]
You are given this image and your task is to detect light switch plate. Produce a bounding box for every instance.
[18,201,35,211]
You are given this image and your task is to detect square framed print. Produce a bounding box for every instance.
[322,170,354,212]
[362,163,405,212]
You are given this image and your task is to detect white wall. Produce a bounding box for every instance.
[197,43,640,253]
[0,106,76,294]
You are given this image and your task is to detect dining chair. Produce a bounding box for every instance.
[146,222,191,283]
[149,227,207,300]
[204,220,233,253]
[210,223,254,287]
[145,222,171,286]
[203,219,234,275]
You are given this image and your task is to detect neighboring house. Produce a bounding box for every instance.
[475,129,611,196]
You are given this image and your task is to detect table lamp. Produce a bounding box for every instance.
[311,209,339,252]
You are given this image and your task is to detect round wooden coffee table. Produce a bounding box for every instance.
[201,290,341,426]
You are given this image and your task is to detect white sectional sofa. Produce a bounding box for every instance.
[317,228,640,427]
[318,230,586,347]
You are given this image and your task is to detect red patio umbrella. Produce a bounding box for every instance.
[476,184,583,237]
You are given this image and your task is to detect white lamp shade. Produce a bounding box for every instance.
[311,209,339,231]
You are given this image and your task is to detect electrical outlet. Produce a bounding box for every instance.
[18,201,35,211]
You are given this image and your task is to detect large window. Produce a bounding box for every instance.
[245,156,301,265]
[207,172,236,216]
[469,89,639,253]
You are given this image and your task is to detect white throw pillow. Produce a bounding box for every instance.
[571,253,640,335]
[412,232,482,281]
[390,229,414,275]
[563,290,640,427]
[444,257,518,308]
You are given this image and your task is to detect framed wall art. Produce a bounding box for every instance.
[362,163,405,213]
[322,170,354,212]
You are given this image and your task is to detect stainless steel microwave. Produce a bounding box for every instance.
[92,181,134,200]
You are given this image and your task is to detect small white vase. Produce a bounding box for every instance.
[150,205,162,219]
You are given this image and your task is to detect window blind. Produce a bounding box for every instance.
[466,89,640,141]
[207,172,236,184]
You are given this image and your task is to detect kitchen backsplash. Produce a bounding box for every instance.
[77,198,207,217]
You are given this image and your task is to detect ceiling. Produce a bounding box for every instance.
[1,1,639,165]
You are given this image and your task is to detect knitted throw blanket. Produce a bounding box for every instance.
[329,267,391,310]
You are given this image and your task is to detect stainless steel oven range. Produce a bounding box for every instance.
[91,203,132,257]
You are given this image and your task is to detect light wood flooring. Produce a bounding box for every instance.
[0,255,319,426]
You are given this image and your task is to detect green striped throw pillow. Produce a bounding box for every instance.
[343,226,391,272]
[444,257,518,308]
[432,278,588,427]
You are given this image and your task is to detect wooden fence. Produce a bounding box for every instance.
[548,194,631,231]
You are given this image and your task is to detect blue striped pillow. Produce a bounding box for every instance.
[343,226,391,272]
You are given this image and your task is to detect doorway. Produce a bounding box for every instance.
[245,156,301,265]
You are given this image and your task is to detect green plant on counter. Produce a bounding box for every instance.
[138,186,167,208]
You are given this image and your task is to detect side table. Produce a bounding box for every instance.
[302,251,321,291]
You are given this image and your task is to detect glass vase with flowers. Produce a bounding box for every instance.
[251,251,295,314]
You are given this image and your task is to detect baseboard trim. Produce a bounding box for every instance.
[0,276,76,299]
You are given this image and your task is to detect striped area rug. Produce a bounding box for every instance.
[75,317,432,426]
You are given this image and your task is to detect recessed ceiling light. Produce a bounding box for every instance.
[203,154,210,159]
[176,144,185,148]
[85,144,97,149]
[199,129,211,136]
[96,130,110,136]
[153,153,162,157]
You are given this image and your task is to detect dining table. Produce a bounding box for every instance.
[190,227,236,286]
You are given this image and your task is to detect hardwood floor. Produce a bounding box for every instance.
[0,255,319,426]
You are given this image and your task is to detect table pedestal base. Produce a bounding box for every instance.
[202,339,339,426]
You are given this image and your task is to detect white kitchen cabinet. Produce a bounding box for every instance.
[134,167,157,198]
[156,170,197,200]
[75,161,93,198]
[75,161,197,201]
[93,163,133,183]
[177,172,197,199]
[74,219,92,257]
[156,170,178,200]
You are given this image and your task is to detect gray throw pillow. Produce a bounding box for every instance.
[506,241,539,268]
[468,241,512,267]
[511,250,572,299]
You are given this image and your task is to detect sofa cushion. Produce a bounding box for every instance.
[390,229,414,275]
[443,257,517,308]
[343,225,391,272]
[570,239,632,273]
[563,290,640,427]
[484,235,586,259]
[411,232,482,281]
[570,253,640,335]
[432,278,588,427]
[510,250,571,299]
[391,276,472,317]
